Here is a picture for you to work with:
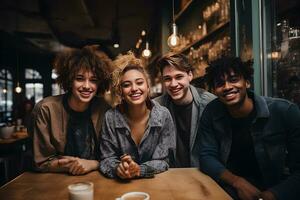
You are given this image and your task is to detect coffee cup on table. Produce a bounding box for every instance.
[68,182,93,200]
[116,192,150,200]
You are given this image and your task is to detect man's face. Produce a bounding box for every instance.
[162,65,193,104]
[213,70,250,108]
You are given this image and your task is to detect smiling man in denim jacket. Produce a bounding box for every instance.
[197,57,300,200]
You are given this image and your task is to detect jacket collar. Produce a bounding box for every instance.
[114,100,163,129]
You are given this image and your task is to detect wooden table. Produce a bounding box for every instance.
[0,168,232,200]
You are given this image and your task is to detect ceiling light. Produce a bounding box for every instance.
[141,30,146,36]
[142,42,152,58]
[15,82,22,93]
[167,0,180,49]
[113,43,119,48]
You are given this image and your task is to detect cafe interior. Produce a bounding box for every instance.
[0,0,300,198]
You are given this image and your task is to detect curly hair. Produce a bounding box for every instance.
[205,56,254,90]
[156,52,194,74]
[53,45,113,95]
[111,51,151,106]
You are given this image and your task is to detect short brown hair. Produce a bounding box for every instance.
[157,53,194,74]
[53,45,113,95]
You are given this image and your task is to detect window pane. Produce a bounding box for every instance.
[25,68,42,79]
[0,69,12,80]
[0,70,13,113]
[25,83,44,103]
[52,69,58,79]
[52,83,65,96]
[267,0,300,106]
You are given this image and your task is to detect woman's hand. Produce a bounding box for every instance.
[116,155,140,179]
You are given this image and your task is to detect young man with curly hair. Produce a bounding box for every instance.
[197,57,300,200]
[29,46,113,175]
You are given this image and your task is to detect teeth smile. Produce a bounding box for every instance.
[130,94,141,97]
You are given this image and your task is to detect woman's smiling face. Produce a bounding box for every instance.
[120,69,149,107]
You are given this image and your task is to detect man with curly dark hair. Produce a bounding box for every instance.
[29,45,113,175]
[197,57,300,200]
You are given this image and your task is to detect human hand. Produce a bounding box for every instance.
[232,177,261,200]
[56,156,77,172]
[67,158,99,175]
[116,155,140,179]
[260,190,276,200]
[121,155,140,178]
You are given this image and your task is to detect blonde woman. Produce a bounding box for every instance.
[99,52,176,179]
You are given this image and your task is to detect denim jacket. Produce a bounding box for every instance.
[155,85,215,167]
[99,100,176,178]
[197,91,300,200]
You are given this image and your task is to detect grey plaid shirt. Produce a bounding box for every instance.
[99,101,176,178]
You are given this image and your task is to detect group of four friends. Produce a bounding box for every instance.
[28,45,300,200]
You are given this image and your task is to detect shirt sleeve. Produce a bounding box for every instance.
[139,109,176,178]
[30,103,60,172]
[198,105,226,181]
[98,112,121,178]
[269,103,300,200]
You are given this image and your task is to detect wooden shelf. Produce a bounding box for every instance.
[178,20,230,54]
[174,0,194,22]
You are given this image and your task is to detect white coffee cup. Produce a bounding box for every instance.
[68,182,93,200]
[116,192,150,200]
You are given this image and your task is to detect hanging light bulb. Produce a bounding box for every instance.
[15,82,22,93]
[167,0,180,49]
[167,23,180,48]
[113,43,119,48]
[2,88,7,94]
[142,42,152,58]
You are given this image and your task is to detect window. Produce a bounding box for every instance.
[25,68,43,103]
[51,69,64,95]
[0,69,13,122]
[263,0,300,106]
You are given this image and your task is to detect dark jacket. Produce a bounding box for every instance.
[198,91,300,200]
[155,85,215,167]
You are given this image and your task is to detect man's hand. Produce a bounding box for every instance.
[260,190,276,200]
[232,177,261,200]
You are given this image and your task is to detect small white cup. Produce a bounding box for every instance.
[68,182,93,200]
[116,192,150,200]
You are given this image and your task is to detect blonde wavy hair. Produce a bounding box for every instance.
[111,51,151,106]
